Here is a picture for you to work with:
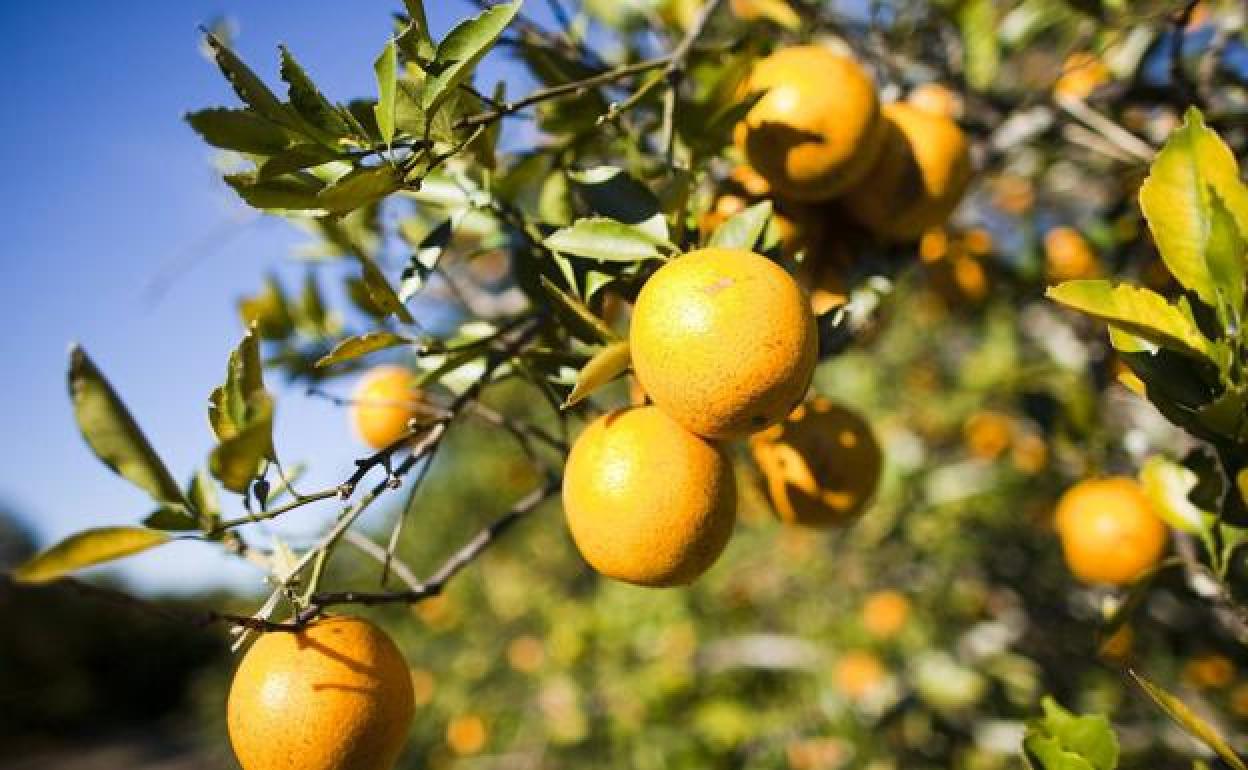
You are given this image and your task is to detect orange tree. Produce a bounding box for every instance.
[8,0,1248,768]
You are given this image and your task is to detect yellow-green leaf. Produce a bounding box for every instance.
[1130,670,1247,770]
[13,527,171,584]
[69,346,187,507]
[316,331,415,368]
[1046,280,1213,360]
[563,341,631,409]
[1138,108,1248,309]
[210,392,275,495]
[1139,455,1207,534]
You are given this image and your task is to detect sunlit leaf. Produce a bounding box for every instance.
[224,171,326,211]
[316,331,416,368]
[1130,670,1247,770]
[1022,697,1119,770]
[1139,455,1208,534]
[1046,280,1213,360]
[202,33,294,128]
[422,2,521,116]
[709,201,773,250]
[563,341,631,409]
[13,527,171,584]
[278,45,351,140]
[373,39,398,146]
[568,166,668,242]
[397,0,437,62]
[68,346,186,507]
[185,108,290,154]
[143,506,200,532]
[257,144,343,181]
[356,252,416,324]
[539,275,618,344]
[545,217,670,262]
[318,165,402,213]
[210,392,275,495]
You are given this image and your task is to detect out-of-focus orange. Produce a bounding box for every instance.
[862,590,911,639]
[1045,226,1100,283]
[1055,477,1168,586]
[834,650,886,700]
[964,410,1013,461]
[1054,52,1110,100]
[446,714,488,756]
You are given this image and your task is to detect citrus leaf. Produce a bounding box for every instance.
[397,0,437,62]
[544,217,670,262]
[68,346,187,507]
[13,527,171,584]
[709,200,772,250]
[1130,670,1247,770]
[568,166,668,242]
[1022,697,1119,770]
[538,275,618,344]
[210,392,275,495]
[563,341,631,409]
[317,165,402,214]
[208,327,267,442]
[356,252,416,324]
[256,144,343,181]
[224,171,326,211]
[959,0,1000,91]
[316,331,415,368]
[738,0,800,28]
[373,39,398,146]
[278,45,350,139]
[202,33,294,128]
[185,108,291,154]
[423,1,521,116]
[1139,108,1248,310]
[1046,280,1213,360]
[1139,455,1208,534]
[142,505,200,532]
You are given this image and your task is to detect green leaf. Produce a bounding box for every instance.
[539,276,618,345]
[959,0,1000,91]
[398,218,453,301]
[68,347,187,507]
[709,200,773,250]
[423,1,522,116]
[373,39,398,146]
[257,143,343,181]
[1206,189,1247,320]
[278,45,350,139]
[12,527,171,584]
[202,33,294,128]
[397,0,437,62]
[563,341,631,409]
[1022,697,1119,770]
[1138,109,1248,311]
[544,217,670,262]
[185,108,290,154]
[316,331,415,368]
[1130,670,1247,770]
[568,166,668,242]
[317,165,402,214]
[356,252,416,324]
[188,468,221,530]
[1139,455,1209,535]
[142,506,200,532]
[225,171,326,211]
[1046,280,1213,360]
[395,78,427,137]
[210,392,275,495]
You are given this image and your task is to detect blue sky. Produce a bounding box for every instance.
[0,1,552,593]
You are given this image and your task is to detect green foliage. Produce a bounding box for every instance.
[1023,698,1119,770]
[13,527,170,584]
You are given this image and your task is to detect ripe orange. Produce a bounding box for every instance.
[227,616,415,770]
[630,248,817,438]
[562,406,737,586]
[907,82,962,119]
[735,46,884,201]
[446,713,489,756]
[1054,52,1109,100]
[843,103,972,242]
[862,590,910,639]
[351,365,423,449]
[1044,226,1100,283]
[963,410,1013,461]
[1055,477,1168,586]
[835,650,886,700]
[749,398,881,528]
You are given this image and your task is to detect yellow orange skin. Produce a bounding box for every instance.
[563,407,737,586]
[749,398,881,528]
[227,616,415,770]
[1055,477,1168,586]
[630,248,817,439]
[1044,226,1100,283]
[843,103,972,242]
[735,46,884,201]
[351,365,422,449]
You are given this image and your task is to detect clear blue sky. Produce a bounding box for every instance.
[0,1,550,593]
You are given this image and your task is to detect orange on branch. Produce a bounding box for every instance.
[1044,226,1100,283]
[351,365,424,449]
[630,248,817,438]
[907,82,963,119]
[735,46,884,201]
[1055,477,1168,586]
[862,590,911,639]
[843,103,972,241]
[749,398,882,528]
[562,406,737,586]
[227,616,415,770]
[835,650,886,701]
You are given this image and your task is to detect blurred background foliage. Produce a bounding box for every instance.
[6,0,1248,768]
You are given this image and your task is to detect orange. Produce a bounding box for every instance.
[735,46,884,201]
[1055,477,1168,586]
[843,103,972,241]
[631,248,817,438]
[963,410,1013,460]
[1044,226,1100,283]
[1054,52,1109,100]
[862,590,910,639]
[1183,654,1235,689]
[351,365,423,449]
[446,713,488,756]
[227,616,415,770]
[835,650,886,700]
[749,398,881,528]
[562,406,737,586]
[907,82,962,118]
